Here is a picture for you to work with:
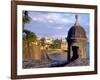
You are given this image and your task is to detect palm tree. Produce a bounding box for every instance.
[40,38,46,46]
[22,11,32,59]
[23,11,30,29]
[24,30,37,42]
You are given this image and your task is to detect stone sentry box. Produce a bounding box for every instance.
[67,14,87,62]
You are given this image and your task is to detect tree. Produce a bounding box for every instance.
[49,39,62,49]
[23,11,30,24]
[40,38,46,46]
[24,30,37,42]
[23,11,31,31]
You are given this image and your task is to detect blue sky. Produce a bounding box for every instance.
[24,11,90,41]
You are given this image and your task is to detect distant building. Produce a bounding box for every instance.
[67,14,87,61]
[45,37,53,44]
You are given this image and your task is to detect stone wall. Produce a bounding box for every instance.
[23,41,42,61]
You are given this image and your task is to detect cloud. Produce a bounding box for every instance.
[29,12,74,25]
[55,26,63,30]
[48,20,54,23]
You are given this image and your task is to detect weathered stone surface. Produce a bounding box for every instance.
[67,15,87,61]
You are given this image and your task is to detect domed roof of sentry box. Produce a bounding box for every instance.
[67,14,87,39]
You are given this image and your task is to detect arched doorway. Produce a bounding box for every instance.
[71,46,79,61]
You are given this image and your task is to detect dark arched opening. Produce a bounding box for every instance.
[71,46,79,61]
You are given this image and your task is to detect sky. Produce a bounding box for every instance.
[24,11,90,41]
